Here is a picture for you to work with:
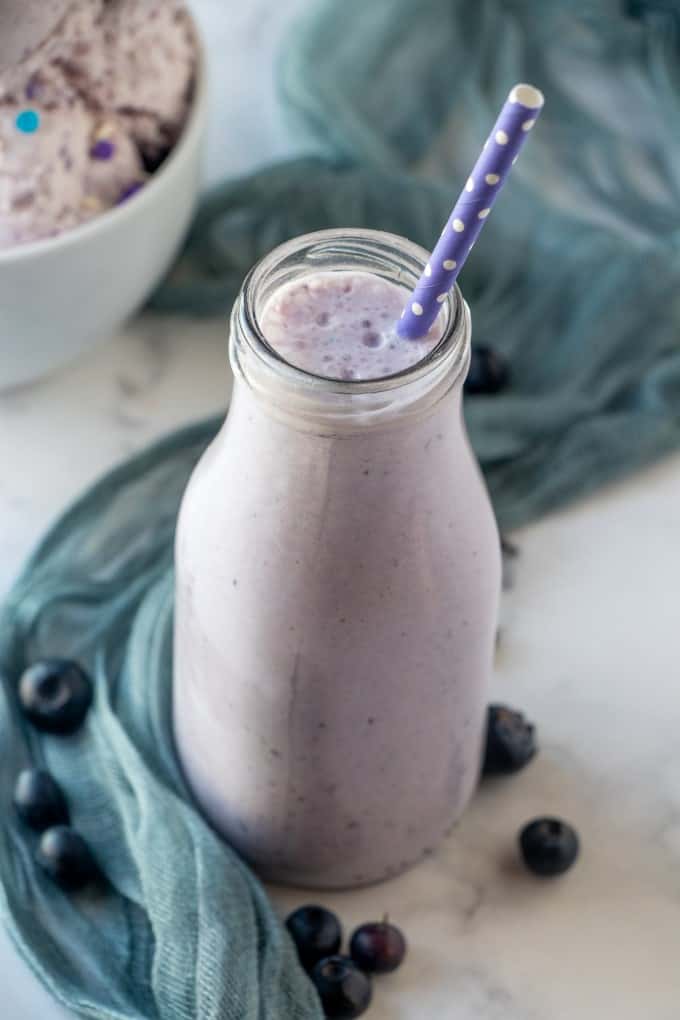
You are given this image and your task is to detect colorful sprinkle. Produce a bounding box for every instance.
[15,109,40,134]
[93,121,116,141]
[81,196,103,213]
[117,181,144,204]
[90,139,115,161]
[25,76,40,101]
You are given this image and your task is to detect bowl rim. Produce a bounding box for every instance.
[0,12,207,265]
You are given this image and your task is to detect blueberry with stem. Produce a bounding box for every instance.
[350,916,407,974]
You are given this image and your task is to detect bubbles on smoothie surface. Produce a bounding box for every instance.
[260,270,444,381]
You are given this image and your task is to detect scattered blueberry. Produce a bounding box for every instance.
[13,769,69,831]
[483,704,537,776]
[361,331,381,348]
[36,826,99,891]
[464,345,509,395]
[350,918,407,974]
[310,956,372,1019]
[519,817,580,877]
[18,659,93,735]
[286,905,342,971]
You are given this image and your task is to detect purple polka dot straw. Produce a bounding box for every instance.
[397,83,544,340]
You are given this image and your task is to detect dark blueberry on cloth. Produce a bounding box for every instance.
[36,826,100,891]
[13,769,69,831]
[464,345,509,395]
[18,659,92,734]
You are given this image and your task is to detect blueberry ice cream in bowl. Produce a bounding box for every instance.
[0,0,206,388]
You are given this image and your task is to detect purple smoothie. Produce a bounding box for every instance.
[260,271,442,380]
[173,252,500,889]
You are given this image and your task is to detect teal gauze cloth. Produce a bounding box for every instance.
[2,1,680,1018]
[0,421,324,1019]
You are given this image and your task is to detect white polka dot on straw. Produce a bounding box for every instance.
[424,263,432,277]
[436,294,447,302]
[465,177,475,192]
[443,259,456,270]
[411,302,423,316]
[452,218,465,232]
[478,208,490,219]
[485,173,500,185]
[495,130,509,145]
[522,119,535,131]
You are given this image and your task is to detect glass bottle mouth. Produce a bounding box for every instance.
[230,229,470,432]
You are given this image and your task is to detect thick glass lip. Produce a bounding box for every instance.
[229,229,470,433]
[237,228,467,392]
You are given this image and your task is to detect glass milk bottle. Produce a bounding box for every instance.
[173,229,501,888]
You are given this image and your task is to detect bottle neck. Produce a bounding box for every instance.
[229,229,471,436]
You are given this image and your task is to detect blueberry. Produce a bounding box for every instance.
[18,659,93,735]
[483,704,537,776]
[310,956,372,1019]
[519,817,580,877]
[286,905,342,971]
[464,345,509,395]
[13,769,69,831]
[350,919,407,974]
[36,826,99,891]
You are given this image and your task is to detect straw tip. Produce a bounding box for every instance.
[508,83,544,110]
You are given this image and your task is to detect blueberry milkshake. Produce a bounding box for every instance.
[173,232,501,888]
[260,270,442,381]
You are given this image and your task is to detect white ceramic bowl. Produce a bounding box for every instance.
[0,37,207,391]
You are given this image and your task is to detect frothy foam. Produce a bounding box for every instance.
[260,270,444,381]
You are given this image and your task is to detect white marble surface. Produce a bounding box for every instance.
[3,321,680,1020]
[3,0,680,1017]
